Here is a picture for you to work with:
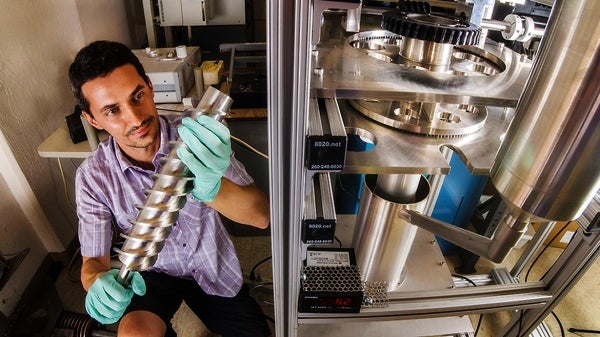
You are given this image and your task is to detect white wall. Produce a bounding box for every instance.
[75,0,146,47]
[0,0,145,317]
[0,143,47,315]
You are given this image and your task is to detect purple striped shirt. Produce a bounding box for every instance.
[76,114,253,297]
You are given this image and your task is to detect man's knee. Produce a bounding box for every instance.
[118,310,167,337]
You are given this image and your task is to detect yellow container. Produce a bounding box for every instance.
[200,60,224,87]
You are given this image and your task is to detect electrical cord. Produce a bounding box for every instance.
[0,248,30,259]
[231,134,268,160]
[157,107,187,113]
[66,246,82,282]
[248,259,275,324]
[249,256,272,282]
[156,110,270,160]
[518,309,524,337]
[568,327,600,335]
[335,174,361,201]
[334,236,343,248]
[250,282,274,305]
[57,157,77,212]
[516,309,565,337]
[551,311,565,337]
[451,274,483,336]
[518,221,571,337]
[525,221,572,282]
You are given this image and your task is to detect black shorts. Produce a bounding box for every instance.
[124,271,270,337]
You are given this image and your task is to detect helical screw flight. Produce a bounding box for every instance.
[114,87,232,286]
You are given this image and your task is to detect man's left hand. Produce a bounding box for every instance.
[177,116,231,202]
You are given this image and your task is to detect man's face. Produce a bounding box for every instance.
[81,64,159,153]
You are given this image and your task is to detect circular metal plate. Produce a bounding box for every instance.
[349,100,488,137]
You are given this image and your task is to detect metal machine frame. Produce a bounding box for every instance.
[267,1,600,336]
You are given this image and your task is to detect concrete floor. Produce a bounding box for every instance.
[466,244,600,337]
[54,233,599,337]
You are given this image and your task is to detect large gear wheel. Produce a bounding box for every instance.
[382,10,481,46]
[395,0,431,14]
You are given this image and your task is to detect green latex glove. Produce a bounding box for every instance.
[85,269,146,324]
[177,115,231,202]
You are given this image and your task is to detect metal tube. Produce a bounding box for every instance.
[487,213,528,262]
[479,19,509,32]
[374,174,421,204]
[490,0,600,223]
[353,175,430,291]
[400,37,454,66]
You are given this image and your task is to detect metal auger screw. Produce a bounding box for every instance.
[114,87,232,287]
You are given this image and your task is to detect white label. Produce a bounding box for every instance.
[306,250,351,267]
[560,231,575,244]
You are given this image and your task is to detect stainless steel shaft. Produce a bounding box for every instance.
[115,86,232,286]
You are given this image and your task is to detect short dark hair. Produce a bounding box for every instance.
[68,40,149,113]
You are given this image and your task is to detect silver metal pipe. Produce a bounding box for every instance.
[479,19,509,32]
[487,213,529,262]
[490,0,600,223]
[374,174,422,204]
[353,175,430,291]
[400,37,455,67]
[343,6,361,33]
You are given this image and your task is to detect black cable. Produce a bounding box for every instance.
[452,274,477,286]
[518,309,524,337]
[516,222,570,336]
[551,311,565,337]
[452,274,482,336]
[335,174,361,201]
[263,313,275,323]
[66,246,82,282]
[525,221,572,282]
[250,282,274,305]
[568,327,600,334]
[249,256,272,281]
[334,236,343,248]
[157,107,186,113]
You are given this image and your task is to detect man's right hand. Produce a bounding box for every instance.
[85,269,146,324]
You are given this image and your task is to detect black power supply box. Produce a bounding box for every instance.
[299,248,363,313]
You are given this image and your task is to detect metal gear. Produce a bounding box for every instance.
[395,0,431,14]
[381,10,481,46]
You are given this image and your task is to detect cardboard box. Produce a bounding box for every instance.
[532,221,580,249]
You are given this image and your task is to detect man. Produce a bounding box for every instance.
[69,40,271,337]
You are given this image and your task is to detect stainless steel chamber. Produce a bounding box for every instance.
[266,1,600,337]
